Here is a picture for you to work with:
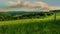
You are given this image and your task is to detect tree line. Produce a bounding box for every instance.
[0,12,54,21]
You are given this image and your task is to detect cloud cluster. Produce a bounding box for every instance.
[7,0,59,10]
[7,1,18,6]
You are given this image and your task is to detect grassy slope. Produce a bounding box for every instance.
[56,12,60,20]
[0,13,60,34]
[0,16,54,26]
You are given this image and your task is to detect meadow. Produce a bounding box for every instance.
[0,11,60,34]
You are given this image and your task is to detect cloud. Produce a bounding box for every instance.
[7,1,18,6]
[7,0,60,10]
[35,2,48,8]
[49,6,60,10]
[23,2,37,8]
[23,2,31,7]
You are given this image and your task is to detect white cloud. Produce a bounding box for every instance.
[7,1,18,6]
[7,0,60,10]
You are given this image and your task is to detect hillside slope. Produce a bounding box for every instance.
[0,12,60,34]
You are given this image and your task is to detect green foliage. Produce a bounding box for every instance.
[0,11,54,21]
[0,16,60,34]
[0,11,60,34]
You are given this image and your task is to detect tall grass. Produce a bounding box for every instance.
[0,13,60,34]
[0,20,60,34]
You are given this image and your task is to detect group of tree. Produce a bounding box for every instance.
[0,11,54,21]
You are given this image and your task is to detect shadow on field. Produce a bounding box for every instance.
[0,20,60,34]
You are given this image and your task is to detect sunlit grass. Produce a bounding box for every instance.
[0,15,54,26]
[56,12,60,20]
[0,12,60,34]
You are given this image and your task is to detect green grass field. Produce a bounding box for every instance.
[0,12,60,34]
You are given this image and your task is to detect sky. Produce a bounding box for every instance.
[0,0,60,10]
